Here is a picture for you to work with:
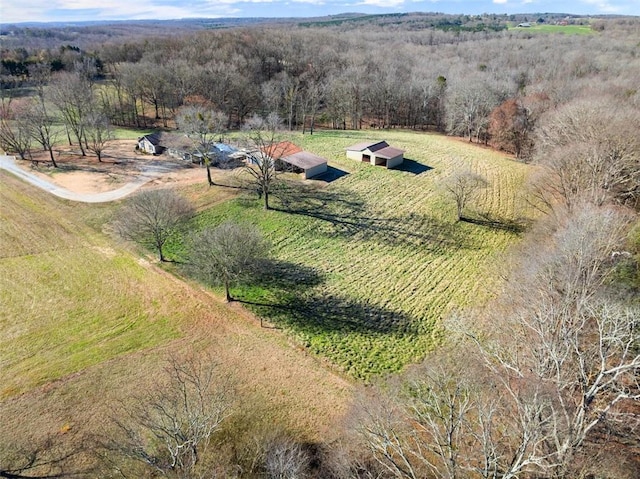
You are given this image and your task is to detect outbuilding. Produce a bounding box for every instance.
[137,133,163,155]
[264,141,329,179]
[345,140,404,168]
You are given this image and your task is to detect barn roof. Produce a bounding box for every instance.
[345,140,389,152]
[281,151,327,170]
[373,146,405,159]
[139,132,162,146]
[262,141,303,159]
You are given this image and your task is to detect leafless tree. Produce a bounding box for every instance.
[114,189,194,262]
[242,113,286,210]
[176,105,227,186]
[100,353,234,478]
[187,221,269,303]
[84,111,113,162]
[0,98,32,160]
[448,204,640,478]
[23,98,60,168]
[443,168,488,221]
[49,71,94,156]
[264,435,311,479]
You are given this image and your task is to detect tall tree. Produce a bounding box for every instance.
[242,113,285,210]
[85,111,114,162]
[114,189,194,262]
[177,106,226,187]
[188,221,269,303]
[49,71,93,155]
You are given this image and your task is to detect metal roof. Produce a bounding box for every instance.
[281,151,327,170]
[373,146,405,159]
[345,140,389,152]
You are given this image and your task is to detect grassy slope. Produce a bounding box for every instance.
[0,171,183,397]
[0,170,351,450]
[508,24,594,35]
[173,130,533,380]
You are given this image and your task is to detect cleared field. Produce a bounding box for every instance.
[509,24,594,35]
[0,170,351,452]
[172,130,534,380]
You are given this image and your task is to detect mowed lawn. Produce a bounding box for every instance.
[172,129,534,380]
[0,172,186,397]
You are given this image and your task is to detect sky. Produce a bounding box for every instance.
[0,0,638,24]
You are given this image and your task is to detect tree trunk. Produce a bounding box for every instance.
[225,280,232,302]
[47,146,58,168]
[158,247,165,262]
[206,164,214,186]
[263,189,269,210]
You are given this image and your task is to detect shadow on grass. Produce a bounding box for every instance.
[393,158,433,175]
[461,212,530,234]
[314,165,349,183]
[272,181,475,250]
[235,258,416,334]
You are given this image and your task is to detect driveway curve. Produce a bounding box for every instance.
[0,155,173,203]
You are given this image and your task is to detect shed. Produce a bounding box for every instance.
[279,151,328,179]
[137,133,163,155]
[263,141,329,179]
[345,140,404,168]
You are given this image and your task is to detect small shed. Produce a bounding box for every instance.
[263,141,328,179]
[345,140,404,168]
[137,133,163,155]
[279,151,328,179]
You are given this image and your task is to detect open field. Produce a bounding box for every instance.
[169,129,534,380]
[509,24,594,35]
[0,170,352,460]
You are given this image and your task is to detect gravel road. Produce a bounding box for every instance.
[0,155,173,203]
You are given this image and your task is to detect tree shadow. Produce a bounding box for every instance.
[393,158,433,175]
[235,258,416,334]
[461,212,530,234]
[314,165,349,183]
[272,181,475,250]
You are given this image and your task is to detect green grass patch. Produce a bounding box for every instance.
[509,24,594,35]
[0,171,187,397]
[170,130,534,380]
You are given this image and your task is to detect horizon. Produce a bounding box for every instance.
[1,1,639,25]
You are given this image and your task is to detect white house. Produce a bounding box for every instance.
[137,133,163,155]
[345,140,404,168]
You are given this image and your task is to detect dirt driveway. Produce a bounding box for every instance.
[0,140,211,202]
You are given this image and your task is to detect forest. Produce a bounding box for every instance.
[0,11,639,479]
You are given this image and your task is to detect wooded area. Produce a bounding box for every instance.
[1,11,638,478]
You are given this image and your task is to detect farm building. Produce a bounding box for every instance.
[345,140,404,168]
[137,133,163,155]
[261,141,328,179]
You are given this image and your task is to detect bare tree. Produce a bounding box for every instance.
[264,434,311,479]
[84,111,113,162]
[242,113,286,210]
[23,98,60,168]
[443,169,488,221]
[114,189,194,262]
[449,204,640,478]
[49,72,93,156]
[101,353,234,478]
[177,106,226,187]
[187,221,269,303]
[0,98,32,160]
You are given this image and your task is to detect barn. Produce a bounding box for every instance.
[345,140,404,168]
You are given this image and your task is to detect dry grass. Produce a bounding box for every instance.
[0,170,352,465]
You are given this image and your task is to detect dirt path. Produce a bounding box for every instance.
[0,155,180,203]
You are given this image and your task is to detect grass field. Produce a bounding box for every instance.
[0,170,352,452]
[509,24,594,35]
[169,129,534,380]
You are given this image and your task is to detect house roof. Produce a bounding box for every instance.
[281,151,327,170]
[345,140,389,152]
[373,146,405,160]
[139,133,162,146]
[262,141,303,160]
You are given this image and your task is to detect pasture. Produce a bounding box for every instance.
[170,129,534,379]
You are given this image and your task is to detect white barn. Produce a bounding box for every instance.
[345,140,404,168]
